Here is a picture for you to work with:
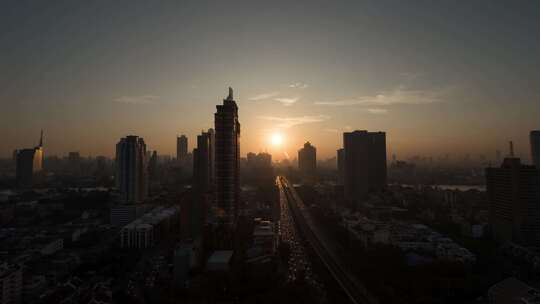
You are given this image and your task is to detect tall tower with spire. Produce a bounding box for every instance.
[214,87,241,219]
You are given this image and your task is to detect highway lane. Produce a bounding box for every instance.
[277,176,377,304]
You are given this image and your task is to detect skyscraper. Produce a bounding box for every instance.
[208,128,215,187]
[194,130,211,192]
[177,135,188,163]
[115,135,148,203]
[486,157,540,249]
[343,130,387,204]
[530,130,540,168]
[214,87,240,219]
[337,148,345,184]
[15,131,43,189]
[148,150,158,182]
[298,142,317,178]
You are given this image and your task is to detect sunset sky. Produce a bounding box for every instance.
[1,1,539,161]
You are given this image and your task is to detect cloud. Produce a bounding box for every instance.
[114,95,159,104]
[258,115,330,128]
[274,97,299,106]
[289,82,309,89]
[249,91,280,101]
[315,85,452,106]
[367,108,388,114]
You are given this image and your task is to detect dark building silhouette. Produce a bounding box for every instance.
[531,130,540,169]
[177,135,188,163]
[214,87,240,219]
[148,150,158,181]
[245,152,274,185]
[208,128,215,186]
[343,130,387,204]
[194,130,212,193]
[486,157,540,249]
[15,131,43,189]
[298,142,316,179]
[68,151,81,175]
[337,148,345,184]
[115,135,148,203]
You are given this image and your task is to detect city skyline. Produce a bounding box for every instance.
[2,1,540,160]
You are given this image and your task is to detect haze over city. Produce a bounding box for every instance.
[3,2,540,304]
[2,1,540,160]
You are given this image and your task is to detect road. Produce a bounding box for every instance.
[277,176,377,304]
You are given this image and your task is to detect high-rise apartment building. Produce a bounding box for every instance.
[214,87,240,219]
[115,135,148,203]
[530,130,540,169]
[177,135,188,163]
[194,130,212,192]
[486,157,540,249]
[245,152,274,185]
[343,130,387,204]
[15,131,43,189]
[208,128,215,185]
[298,142,316,178]
[337,148,345,184]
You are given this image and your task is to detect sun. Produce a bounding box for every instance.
[270,133,284,146]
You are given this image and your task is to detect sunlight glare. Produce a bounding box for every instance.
[270,133,284,146]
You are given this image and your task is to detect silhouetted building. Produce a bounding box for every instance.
[214,87,240,219]
[245,152,274,185]
[0,263,22,304]
[488,277,540,304]
[486,158,540,249]
[337,148,345,184]
[68,151,81,175]
[531,130,540,169]
[148,150,158,181]
[115,135,148,203]
[15,131,43,189]
[343,130,387,204]
[194,130,212,192]
[298,142,316,178]
[177,135,188,163]
[208,128,215,186]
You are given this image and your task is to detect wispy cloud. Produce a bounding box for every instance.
[367,108,388,114]
[249,91,280,101]
[289,82,309,89]
[114,95,159,104]
[315,85,453,106]
[274,97,299,106]
[258,115,330,128]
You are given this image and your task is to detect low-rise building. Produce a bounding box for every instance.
[252,219,277,255]
[120,206,180,249]
[0,263,22,304]
[488,277,540,304]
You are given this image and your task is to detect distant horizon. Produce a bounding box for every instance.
[4,124,537,165]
